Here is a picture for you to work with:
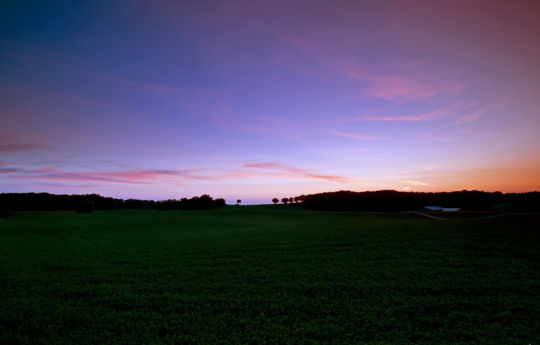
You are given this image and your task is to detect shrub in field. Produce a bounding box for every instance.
[0,209,11,218]
[75,200,95,213]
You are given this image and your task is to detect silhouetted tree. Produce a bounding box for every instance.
[75,200,95,213]
[237,199,241,205]
[281,197,289,204]
[213,198,226,207]
[272,198,279,204]
[288,197,294,204]
[198,194,213,209]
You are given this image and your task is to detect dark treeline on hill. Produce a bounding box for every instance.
[301,190,540,212]
[155,195,226,210]
[0,193,226,214]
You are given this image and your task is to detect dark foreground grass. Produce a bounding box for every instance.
[0,206,539,344]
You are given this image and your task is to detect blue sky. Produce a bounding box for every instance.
[1,0,539,203]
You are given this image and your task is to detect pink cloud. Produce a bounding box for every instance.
[96,169,211,181]
[453,94,513,126]
[150,2,472,107]
[2,167,213,185]
[454,106,489,125]
[270,34,466,103]
[401,180,429,186]
[227,170,351,183]
[307,174,351,183]
[24,172,151,185]
[237,162,353,183]
[365,77,466,101]
[366,76,435,100]
[340,58,466,102]
[205,11,466,104]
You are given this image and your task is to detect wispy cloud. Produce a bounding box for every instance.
[234,162,354,183]
[402,180,429,186]
[8,49,190,95]
[0,143,45,153]
[244,162,303,173]
[453,93,514,126]
[458,128,498,136]
[333,131,381,141]
[218,15,467,104]
[0,167,59,174]
[421,134,455,142]
[1,166,213,185]
[453,106,489,125]
[357,103,475,122]
[4,45,227,108]
[35,182,98,189]
[364,77,465,101]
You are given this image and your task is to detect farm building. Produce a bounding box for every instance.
[423,206,461,212]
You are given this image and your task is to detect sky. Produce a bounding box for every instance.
[1,0,540,204]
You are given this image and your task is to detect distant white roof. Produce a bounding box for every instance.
[424,206,461,212]
[425,206,443,211]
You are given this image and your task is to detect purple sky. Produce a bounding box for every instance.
[1,0,540,204]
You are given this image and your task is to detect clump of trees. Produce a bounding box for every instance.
[0,209,11,218]
[75,200,95,213]
[155,195,226,210]
[271,190,540,211]
[273,195,306,205]
[300,190,540,212]
[0,193,226,212]
[0,193,125,212]
[123,198,156,209]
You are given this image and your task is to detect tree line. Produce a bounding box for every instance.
[272,195,306,204]
[0,193,226,215]
[155,195,225,210]
[295,190,540,212]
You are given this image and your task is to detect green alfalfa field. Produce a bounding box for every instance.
[1,206,539,345]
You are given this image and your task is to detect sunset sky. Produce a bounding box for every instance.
[1,0,539,203]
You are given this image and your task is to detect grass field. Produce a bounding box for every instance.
[1,206,539,344]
